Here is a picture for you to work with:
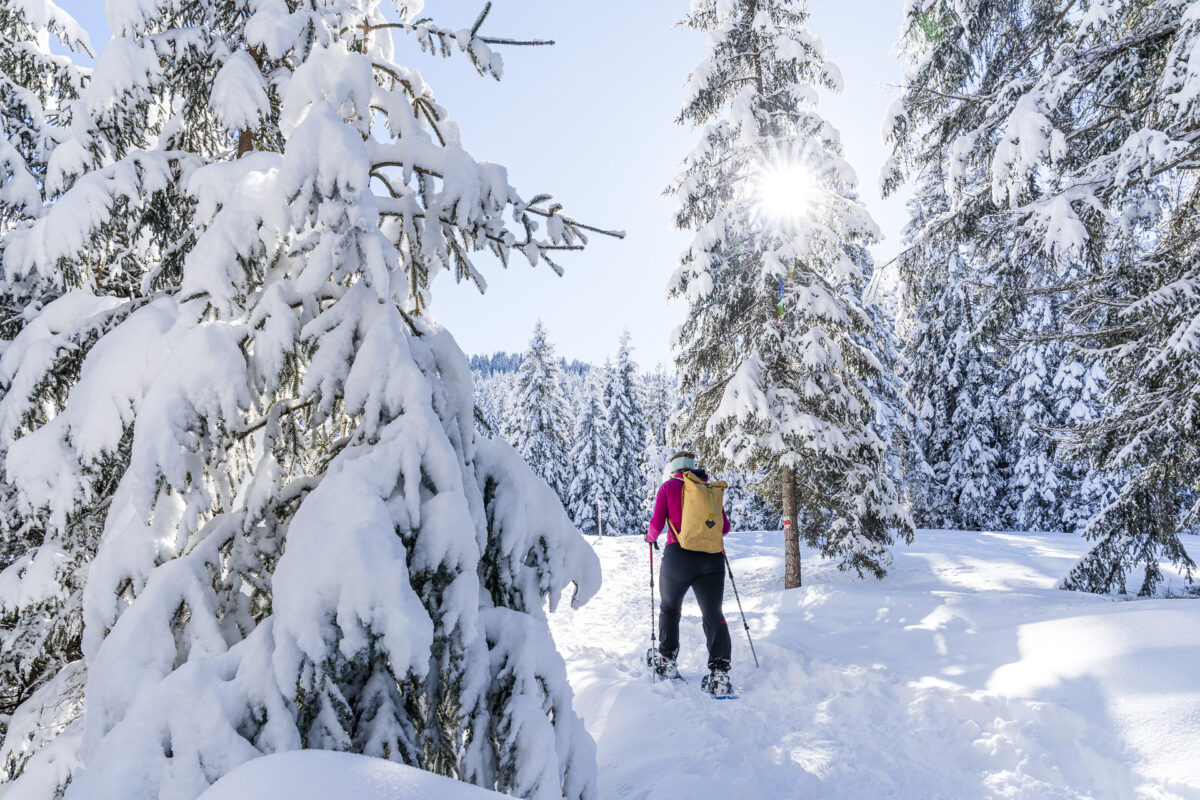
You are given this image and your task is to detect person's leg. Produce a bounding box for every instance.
[691,561,732,671]
[657,545,690,660]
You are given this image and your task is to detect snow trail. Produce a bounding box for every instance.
[550,531,1200,800]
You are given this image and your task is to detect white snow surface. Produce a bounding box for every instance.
[550,530,1200,800]
[197,750,510,800]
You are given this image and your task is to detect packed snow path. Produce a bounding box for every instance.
[549,531,1200,800]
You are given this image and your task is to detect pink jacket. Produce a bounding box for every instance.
[646,471,731,546]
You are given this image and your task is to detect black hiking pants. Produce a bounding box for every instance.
[658,543,732,671]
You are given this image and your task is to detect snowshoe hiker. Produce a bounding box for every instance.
[700,667,732,697]
[647,649,680,680]
[645,450,733,694]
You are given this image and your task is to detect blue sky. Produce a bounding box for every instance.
[54,0,908,369]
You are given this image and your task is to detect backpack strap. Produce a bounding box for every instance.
[665,475,685,539]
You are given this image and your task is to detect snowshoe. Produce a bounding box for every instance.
[645,648,682,680]
[700,668,735,699]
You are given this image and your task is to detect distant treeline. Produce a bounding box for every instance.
[468,351,590,377]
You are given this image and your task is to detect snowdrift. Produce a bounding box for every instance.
[198,751,511,800]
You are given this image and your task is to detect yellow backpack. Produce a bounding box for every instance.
[667,472,728,553]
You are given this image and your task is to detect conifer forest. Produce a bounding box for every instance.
[1,1,1199,799]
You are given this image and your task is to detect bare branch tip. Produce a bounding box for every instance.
[471,2,492,38]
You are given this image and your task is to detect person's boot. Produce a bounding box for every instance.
[700,666,732,696]
[645,648,680,680]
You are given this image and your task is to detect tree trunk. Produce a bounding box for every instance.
[236,48,265,159]
[236,129,254,158]
[782,465,800,589]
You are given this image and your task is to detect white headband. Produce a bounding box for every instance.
[668,455,696,473]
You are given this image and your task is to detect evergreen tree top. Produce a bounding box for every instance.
[667,0,912,578]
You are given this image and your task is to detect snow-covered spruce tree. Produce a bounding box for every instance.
[1053,354,1116,534]
[597,358,613,410]
[563,361,587,410]
[943,298,1011,531]
[861,265,921,533]
[905,260,1012,532]
[638,365,677,519]
[1057,0,1200,593]
[510,320,574,506]
[877,9,1024,534]
[0,0,90,250]
[0,3,609,798]
[885,0,1200,592]
[668,0,912,586]
[722,469,779,532]
[0,0,92,746]
[602,331,647,534]
[564,375,620,537]
[1006,298,1090,532]
[882,156,955,529]
[472,366,515,439]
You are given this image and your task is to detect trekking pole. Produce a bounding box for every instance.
[723,551,759,668]
[593,497,603,545]
[649,542,656,683]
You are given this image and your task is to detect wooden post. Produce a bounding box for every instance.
[782,465,800,589]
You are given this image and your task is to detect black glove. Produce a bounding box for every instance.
[648,539,659,551]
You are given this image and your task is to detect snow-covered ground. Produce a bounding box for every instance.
[187,529,1199,800]
[199,750,509,800]
[553,530,1200,800]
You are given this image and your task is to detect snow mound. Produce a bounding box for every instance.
[198,751,511,800]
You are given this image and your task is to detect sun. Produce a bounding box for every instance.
[755,162,818,225]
